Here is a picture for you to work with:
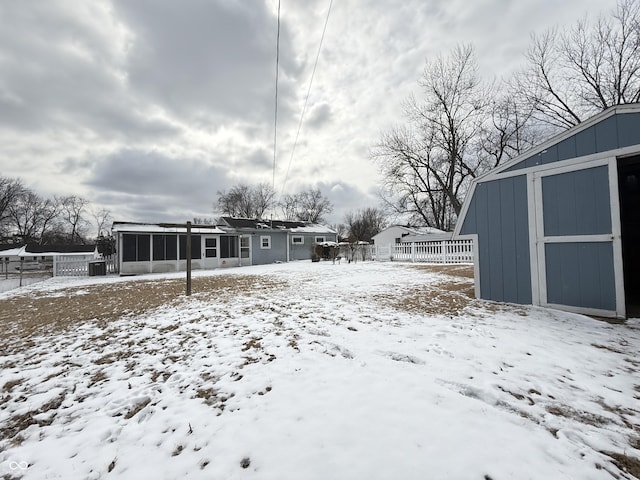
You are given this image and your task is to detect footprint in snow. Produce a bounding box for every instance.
[379,351,426,365]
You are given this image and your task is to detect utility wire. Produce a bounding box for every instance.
[272,0,281,190]
[279,0,333,199]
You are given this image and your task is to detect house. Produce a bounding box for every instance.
[217,217,338,262]
[372,225,450,247]
[112,219,338,275]
[0,243,97,273]
[455,103,640,319]
[0,244,25,273]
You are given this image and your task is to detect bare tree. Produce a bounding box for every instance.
[92,207,113,238]
[513,0,640,128]
[344,207,387,243]
[374,44,492,230]
[278,188,333,223]
[478,95,541,170]
[330,223,349,241]
[278,194,298,221]
[59,195,90,243]
[251,183,276,219]
[8,190,60,244]
[192,216,215,225]
[216,183,275,219]
[0,175,25,236]
[295,188,333,223]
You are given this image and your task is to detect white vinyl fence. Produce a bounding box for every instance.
[375,240,473,264]
[53,254,118,277]
[54,255,92,276]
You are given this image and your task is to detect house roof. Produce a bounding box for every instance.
[25,244,96,254]
[1,244,97,257]
[0,245,26,256]
[112,222,225,235]
[219,217,336,234]
[0,243,24,252]
[372,225,447,240]
[401,232,453,242]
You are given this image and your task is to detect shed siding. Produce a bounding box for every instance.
[618,112,640,146]
[557,136,577,161]
[503,112,640,173]
[460,175,531,304]
[545,242,616,311]
[595,115,618,152]
[542,166,612,236]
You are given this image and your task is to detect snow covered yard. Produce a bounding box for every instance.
[0,261,638,480]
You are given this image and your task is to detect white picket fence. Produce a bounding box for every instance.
[54,255,93,276]
[375,240,474,264]
[53,255,118,277]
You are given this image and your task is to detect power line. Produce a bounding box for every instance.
[272,0,281,189]
[279,0,333,199]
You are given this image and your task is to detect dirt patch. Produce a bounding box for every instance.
[376,265,531,317]
[409,264,474,279]
[602,451,640,479]
[374,278,476,317]
[0,391,66,442]
[2,378,23,393]
[123,398,151,419]
[372,264,520,317]
[545,405,613,427]
[0,275,285,355]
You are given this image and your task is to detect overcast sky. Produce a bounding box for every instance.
[0,0,618,226]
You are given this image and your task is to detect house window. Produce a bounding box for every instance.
[395,237,402,244]
[220,236,239,258]
[315,236,325,243]
[122,234,151,262]
[153,234,178,261]
[240,236,250,258]
[205,238,217,258]
[292,236,304,245]
[179,235,201,260]
[260,235,271,249]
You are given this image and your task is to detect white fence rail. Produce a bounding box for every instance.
[54,256,91,276]
[53,254,118,277]
[375,240,474,264]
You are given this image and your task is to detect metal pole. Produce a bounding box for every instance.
[186,221,192,296]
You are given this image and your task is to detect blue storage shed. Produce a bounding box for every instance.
[454,104,640,319]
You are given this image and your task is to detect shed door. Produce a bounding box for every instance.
[533,158,625,318]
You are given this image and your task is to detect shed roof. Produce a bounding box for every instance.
[478,103,640,182]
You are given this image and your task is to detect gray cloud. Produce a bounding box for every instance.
[306,103,332,129]
[114,0,301,126]
[0,1,182,143]
[84,149,234,221]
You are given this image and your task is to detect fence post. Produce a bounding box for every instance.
[441,241,446,263]
[411,242,415,263]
